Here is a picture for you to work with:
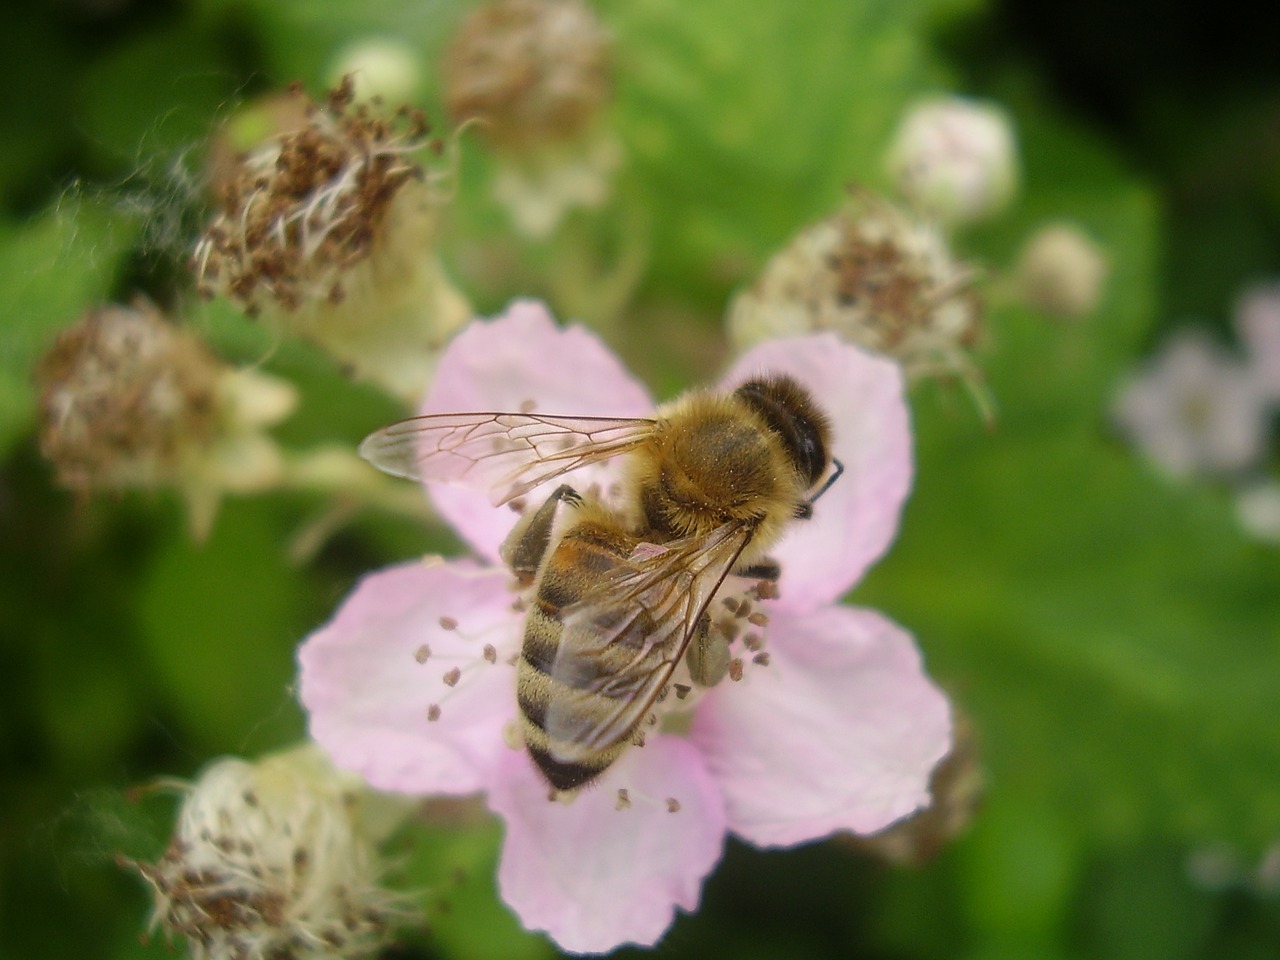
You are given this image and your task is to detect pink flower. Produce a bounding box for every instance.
[298,300,952,954]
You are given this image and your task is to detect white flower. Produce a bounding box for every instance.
[1113,329,1269,478]
[1234,281,1280,400]
[884,96,1019,226]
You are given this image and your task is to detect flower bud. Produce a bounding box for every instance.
[194,78,470,403]
[36,301,295,537]
[326,37,423,106]
[884,96,1019,226]
[728,190,982,385]
[1015,222,1109,319]
[126,744,408,960]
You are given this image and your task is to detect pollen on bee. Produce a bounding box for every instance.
[482,644,497,663]
[754,580,779,601]
[728,658,745,682]
[442,667,461,687]
[414,644,432,664]
[439,616,458,631]
[752,652,771,667]
[427,704,442,722]
[665,798,681,814]
[502,720,523,749]
[615,789,631,811]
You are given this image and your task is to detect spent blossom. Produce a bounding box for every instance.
[727,190,983,389]
[884,95,1020,227]
[123,743,408,960]
[194,77,470,403]
[299,300,952,953]
[1112,329,1269,479]
[36,300,295,538]
[441,0,619,237]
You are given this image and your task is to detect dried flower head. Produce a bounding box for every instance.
[728,190,983,388]
[36,301,296,537]
[884,95,1019,227]
[442,0,613,151]
[195,77,432,314]
[125,744,406,960]
[1015,222,1109,319]
[194,78,468,402]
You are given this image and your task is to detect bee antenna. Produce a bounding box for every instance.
[809,458,844,504]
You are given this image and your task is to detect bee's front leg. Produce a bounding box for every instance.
[500,484,584,586]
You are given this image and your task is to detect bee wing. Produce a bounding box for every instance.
[543,522,754,764]
[358,412,657,505]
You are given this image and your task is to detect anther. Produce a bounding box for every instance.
[483,644,497,663]
[728,658,744,682]
[414,644,431,664]
[427,704,441,722]
[674,683,691,700]
[665,798,681,814]
[747,611,770,627]
[442,667,461,687]
[615,789,631,811]
[438,616,458,631]
[752,652,771,667]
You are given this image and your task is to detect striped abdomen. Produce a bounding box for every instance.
[517,519,662,791]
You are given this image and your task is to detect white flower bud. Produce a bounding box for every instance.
[127,744,407,960]
[1015,222,1109,318]
[1234,281,1280,399]
[326,37,423,106]
[885,96,1019,226]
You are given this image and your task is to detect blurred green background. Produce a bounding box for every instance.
[2,0,1279,958]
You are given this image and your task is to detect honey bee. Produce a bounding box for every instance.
[359,375,842,791]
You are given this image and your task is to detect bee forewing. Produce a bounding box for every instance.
[543,522,752,762]
[358,412,656,505]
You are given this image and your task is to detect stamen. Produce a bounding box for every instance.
[426,704,441,722]
[414,644,431,664]
[438,616,458,631]
[615,789,631,811]
[728,658,744,682]
[442,667,461,687]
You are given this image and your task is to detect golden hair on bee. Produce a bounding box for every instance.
[359,372,840,792]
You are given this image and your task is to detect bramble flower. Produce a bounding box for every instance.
[1014,221,1110,319]
[1236,481,1280,545]
[1234,281,1280,400]
[36,301,296,538]
[123,743,408,960]
[326,37,424,106]
[441,0,619,237]
[194,77,470,403]
[299,301,952,953]
[884,95,1019,227]
[727,191,983,388]
[1112,329,1269,479]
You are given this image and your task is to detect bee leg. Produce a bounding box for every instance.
[500,484,583,585]
[734,558,780,582]
[686,613,730,687]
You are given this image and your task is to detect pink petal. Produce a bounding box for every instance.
[691,603,951,847]
[298,559,521,795]
[489,738,726,954]
[722,335,912,611]
[420,300,653,562]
